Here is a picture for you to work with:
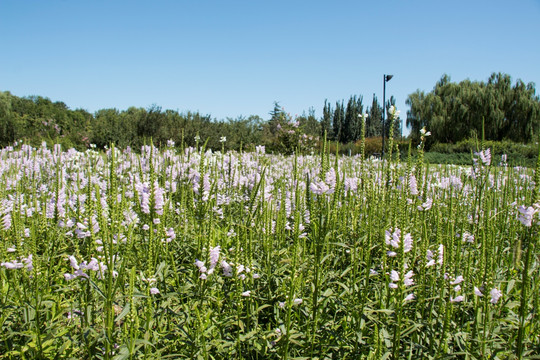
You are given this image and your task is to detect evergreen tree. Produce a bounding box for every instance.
[344,95,364,143]
[333,101,345,143]
[321,99,333,140]
[367,94,383,137]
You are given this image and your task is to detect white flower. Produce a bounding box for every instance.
[450,295,464,303]
[403,271,414,287]
[403,233,413,253]
[517,205,536,227]
[450,275,464,285]
[403,293,415,302]
[241,290,251,297]
[490,288,502,304]
[150,287,160,295]
[220,136,226,143]
[221,260,233,277]
[293,298,303,305]
[390,270,400,282]
[474,286,484,297]
[420,127,431,137]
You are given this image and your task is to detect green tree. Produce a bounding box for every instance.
[333,100,345,143]
[321,100,333,140]
[406,73,540,144]
[367,94,382,137]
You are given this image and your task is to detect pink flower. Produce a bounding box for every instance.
[403,293,415,302]
[150,287,160,295]
[517,205,536,227]
[490,288,502,304]
[474,286,484,297]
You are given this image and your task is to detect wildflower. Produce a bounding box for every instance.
[490,288,502,304]
[293,298,303,305]
[409,173,418,196]
[69,255,80,270]
[385,228,400,248]
[418,198,433,211]
[7,247,16,253]
[220,136,226,143]
[426,250,435,267]
[309,180,330,195]
[165,228,176,241]
[474,286,484,296]
[420,127,431,137]
[236,264,245,275]
[241,291,251,297]
[195,259,207,274]
[403,233,413,253]
[437,244,444,265]
[221,260,233,277]
[403,293,415,302]
[2,213,11,230]
[517,205,536,227]
[462,232,474,243]
[150,287,160,295]
[390,270,400,282]
[403,271,414,287]
[450,275,464,285]
[476,148,491,166]
[207,246,220,272]
[450,295,464,303]
[1,260,24,269]
[21,254,33,271]
[279,301,285,309]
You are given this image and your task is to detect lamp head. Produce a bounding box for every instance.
[385,74,394,82]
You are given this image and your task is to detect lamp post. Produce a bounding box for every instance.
[382,74,393,156]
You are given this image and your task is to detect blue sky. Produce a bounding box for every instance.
[1,0,539,134]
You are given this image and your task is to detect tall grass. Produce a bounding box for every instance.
[0,140,538,359]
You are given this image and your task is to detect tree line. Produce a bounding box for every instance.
[1,72,539,153]
[407,73,540,146]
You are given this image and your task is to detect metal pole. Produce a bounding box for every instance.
[382,74,386,157]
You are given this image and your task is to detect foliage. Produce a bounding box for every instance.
[406,73,540,145]
[1,142,539,359]
[263,103,319,154]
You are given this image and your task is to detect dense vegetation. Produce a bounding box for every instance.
[407,73,540,145]
[0,140,539,359]
[1,72,539,161]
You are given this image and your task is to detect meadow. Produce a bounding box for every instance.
[0,139,539,359]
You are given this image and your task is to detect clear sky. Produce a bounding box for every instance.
[1,0,539,134]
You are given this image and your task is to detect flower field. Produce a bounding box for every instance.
[0,141,539,359]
